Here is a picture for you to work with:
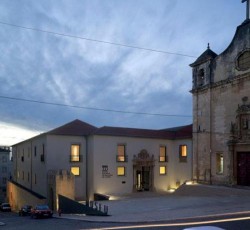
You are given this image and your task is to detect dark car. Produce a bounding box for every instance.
[31,205,53,218]
[0,203,11,212]
[19,205,32,216]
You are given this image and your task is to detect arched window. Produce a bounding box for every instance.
[237,50,250,70]
[197,69,205,86]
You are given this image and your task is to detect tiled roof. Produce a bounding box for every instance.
[190,47,217,67]
[12,120,192,146]
[47,119,97,136]
[94,124,192,140]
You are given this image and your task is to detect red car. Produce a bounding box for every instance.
[31,205,53,218]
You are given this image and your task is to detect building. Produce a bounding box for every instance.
[0,146,11,202]
[190,3,250,185]
[9,119,192,211]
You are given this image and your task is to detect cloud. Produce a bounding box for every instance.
[0,121,41,146]
[0,0,245,145]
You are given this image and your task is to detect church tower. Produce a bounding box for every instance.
[190,1,250,185]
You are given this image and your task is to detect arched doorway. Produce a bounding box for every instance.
[133,149,155,191]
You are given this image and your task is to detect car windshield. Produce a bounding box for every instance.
[2,204,10,207]
[36,205,49,210]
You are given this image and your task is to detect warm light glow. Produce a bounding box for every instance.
[159,166,166,175]
[71,144,80,161]
[71,167,80,176]
[159,146,166,162]
[117,145,125,162]
[185,181,197,185]
[117,166,125,176]
[168,188,176,193]
[181,145,187,157]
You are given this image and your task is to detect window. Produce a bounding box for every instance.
[237,50,250,70]
[216,153,224,174]
[70,144,80,162]
[117,144,126,162]
[159,166,166,175]
[41,144,45,162]
[159,146,167,162]
[71,167,80,176]
[2,156,6,163]
[117,166,125,176]
[34,146,37,157]
[2,177,6,185]
[197,69,205,86]
[2,167,7,173]
[179,145,187,162]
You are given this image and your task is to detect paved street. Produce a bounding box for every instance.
[58,183,250,223]
[1,184,250,229]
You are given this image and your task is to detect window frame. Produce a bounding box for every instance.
[117,144,127,162]
[117,166,126,176]
[236,50,250,71]
[159,146,167,162]
[179,145,188,162]
[159,166,167,175]
[70,144,81,162]
[71,166,80,176]
[216,152,224,175]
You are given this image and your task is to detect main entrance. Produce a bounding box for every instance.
[133,149,155,191]
[136,167,150,191]
[237,152,250,186]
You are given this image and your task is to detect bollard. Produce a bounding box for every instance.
[58,209,62,217]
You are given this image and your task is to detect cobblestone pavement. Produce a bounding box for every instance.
[56,184,250,223]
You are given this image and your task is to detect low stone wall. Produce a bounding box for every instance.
[7,181,46,212]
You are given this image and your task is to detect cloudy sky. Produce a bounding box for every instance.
[0,0,246,146]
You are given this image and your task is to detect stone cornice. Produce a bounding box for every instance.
[190,73,250,94]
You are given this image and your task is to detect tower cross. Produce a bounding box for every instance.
[242,0,250,20]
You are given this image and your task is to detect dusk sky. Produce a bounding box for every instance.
[0,0,246,146]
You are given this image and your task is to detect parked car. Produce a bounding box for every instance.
[19,205,32,216]
[0,203,11,212]
[31,205,53,218]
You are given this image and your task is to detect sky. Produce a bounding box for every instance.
[0,0,246,146]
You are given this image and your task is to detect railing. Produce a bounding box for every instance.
[116,155,128,162]
[69,155,83,162]
[159,155,168,162]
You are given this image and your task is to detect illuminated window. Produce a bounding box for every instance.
[179,145,187,162]
[71,144,80,162]
[117,166,125,176]
[71,167,80,176]
[160,166,166,175]
[159,146,167,162]
[216,153,223,174]
[117,144,126,162]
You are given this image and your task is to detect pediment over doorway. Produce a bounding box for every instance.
[133,149,155,166]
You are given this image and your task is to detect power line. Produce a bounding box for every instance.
[0,95,192,118]
[0,21,197,59]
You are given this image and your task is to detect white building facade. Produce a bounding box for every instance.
[10,120,192,210]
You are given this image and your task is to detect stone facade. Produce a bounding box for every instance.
[190,19,250,185]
